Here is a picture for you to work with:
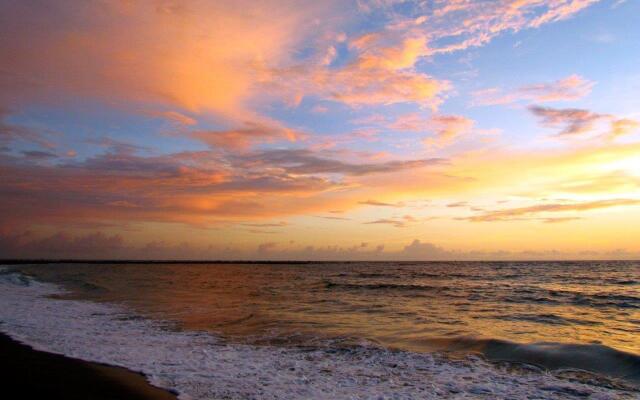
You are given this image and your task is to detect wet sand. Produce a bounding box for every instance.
[0,333,177,400]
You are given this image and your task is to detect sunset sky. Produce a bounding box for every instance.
[1,0,639,260]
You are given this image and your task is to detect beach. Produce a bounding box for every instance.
[0,333,177,400]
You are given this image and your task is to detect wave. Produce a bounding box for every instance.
[325,278,640,309]
[500,288,640,309]
[611,280,639,286]
[422,337,640,385]
[492,313,603,326]
[324,280,447,292]
[1,269,638,399]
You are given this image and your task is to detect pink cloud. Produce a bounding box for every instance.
[389,113,475,147]
[424,115,475,147]
[473,75,595,106]
[192,121,305,151]
[155,111,197,126]
[529,106,640,139]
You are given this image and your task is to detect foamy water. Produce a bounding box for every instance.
[1,264,639,399]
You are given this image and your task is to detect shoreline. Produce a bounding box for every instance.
[0,332,178,400]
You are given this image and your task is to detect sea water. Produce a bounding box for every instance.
[1,261,639,399]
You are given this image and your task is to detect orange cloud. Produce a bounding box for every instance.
[259,18,452,109]
[609,118,640,139]
[352,36,430,71]
[0,1,326,118]
[329,68,447,107]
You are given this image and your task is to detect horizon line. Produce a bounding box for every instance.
[2,259,638,265]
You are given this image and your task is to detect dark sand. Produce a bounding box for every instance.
[0,333,178,400]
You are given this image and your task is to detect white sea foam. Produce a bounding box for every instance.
[0,269,637,400]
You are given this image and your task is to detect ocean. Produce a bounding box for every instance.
[1,261,639,399]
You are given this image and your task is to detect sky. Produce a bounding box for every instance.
[1,0,639,260]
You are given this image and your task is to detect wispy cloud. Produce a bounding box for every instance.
[529,106,640,138]
[260,1,602,110]
[0,109,57,150]
[242,221,288,228]
[0,137,448,229]
[424,115,475,147]
[609,118,640,139]
[387,113,475,147]
[529,106,607,136]
[473,75,595,106]
[315,215,351,221]
[264,58,449,110]
[364,218,408,228]
[154,111,198,126]
[21,150,58,160]
[358,199,405,207]
[0,148,344,228]
[193,122,305,151]
[240,149,445,176]
[464,199,640,222]
[541,217,582,224]
[447,201,469,208]
[363,214,429,228]
[552,171,640,194]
